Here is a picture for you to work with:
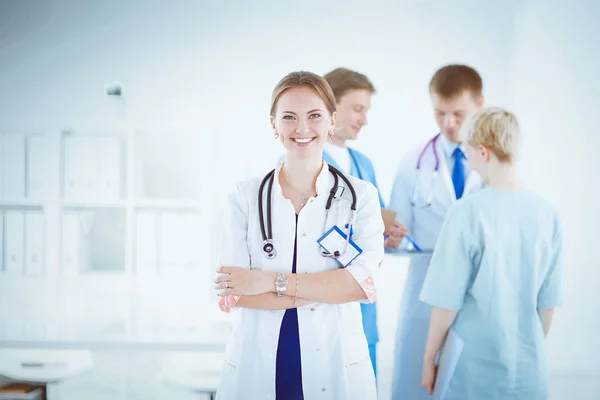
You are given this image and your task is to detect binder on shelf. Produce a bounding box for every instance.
[63,136,95,200]
[61,212,82,276]
[63,135,122,201]
[5,211,25,276]
[96,137,121,201]
[25,212,45,276]
[26,135,53,200]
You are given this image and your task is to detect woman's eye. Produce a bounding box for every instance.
[282,115,295,120]
[309,113,321,119]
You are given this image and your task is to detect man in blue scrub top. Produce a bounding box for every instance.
[322,67,406,377]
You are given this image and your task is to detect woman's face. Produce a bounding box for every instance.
[271,86,336,159]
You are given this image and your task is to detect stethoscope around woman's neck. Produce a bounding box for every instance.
[258,164,358,259]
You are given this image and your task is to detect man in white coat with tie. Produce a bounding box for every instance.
[385,64,485,399]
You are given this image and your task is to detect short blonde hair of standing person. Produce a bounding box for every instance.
[460,107,521,163]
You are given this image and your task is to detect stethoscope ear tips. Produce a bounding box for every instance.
[333,250,340,257]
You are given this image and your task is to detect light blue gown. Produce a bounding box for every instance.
[419,187,564,399]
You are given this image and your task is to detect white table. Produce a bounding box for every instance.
[0,322,230,399]
[0,321,229,352]
[0,339,227,352]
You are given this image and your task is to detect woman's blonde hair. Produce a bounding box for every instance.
[270,71,337,117]
[460,106,521,163]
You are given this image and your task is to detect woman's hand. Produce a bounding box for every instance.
[215,267,274,296]
[421,356,438,395]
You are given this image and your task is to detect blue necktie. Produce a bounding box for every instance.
[452,147,465,199]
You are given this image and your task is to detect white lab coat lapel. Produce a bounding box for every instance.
[435,138,457,206]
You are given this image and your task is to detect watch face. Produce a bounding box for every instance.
[275,274,288,294]
[276,280,287,289]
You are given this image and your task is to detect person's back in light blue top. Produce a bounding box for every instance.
[419,107,564,400]
[420,188,563,399]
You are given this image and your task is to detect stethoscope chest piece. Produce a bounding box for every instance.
[263,240,276,259]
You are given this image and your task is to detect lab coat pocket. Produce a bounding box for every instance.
[343,338,376,400]
[216,362,238,400]
[217,332,243,399]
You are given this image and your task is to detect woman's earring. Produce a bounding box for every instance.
[328,130,334,140]
[273,131,279,139]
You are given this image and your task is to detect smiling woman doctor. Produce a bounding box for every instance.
[213,71,384,400]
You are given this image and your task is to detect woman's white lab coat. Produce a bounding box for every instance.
[388,136,483,400]
[216,162,384,400]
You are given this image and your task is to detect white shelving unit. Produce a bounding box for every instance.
[0,128,212,279]
[0,132,49,278]
[0,126,219,346]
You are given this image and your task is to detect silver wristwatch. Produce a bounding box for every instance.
[274,273,288,297]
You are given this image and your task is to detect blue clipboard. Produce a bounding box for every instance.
[317,225,363,268]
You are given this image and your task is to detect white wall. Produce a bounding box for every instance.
[0,0,598,383]
[505,0,600,375]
